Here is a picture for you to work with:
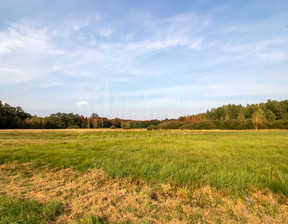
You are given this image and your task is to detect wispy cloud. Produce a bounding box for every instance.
[219,37,288,63]
[0,22,66,85]
[0,23,63,55]
[98,28,113,38]
[0,12,207,86]
[1,0,288,118]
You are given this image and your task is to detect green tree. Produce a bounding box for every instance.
[25,116,44,129]
[265,109,276,122]
[224,113,230,121]
[91,113,99,118]
[266,99,283,119]
[121,121,131,129]
[237,111,246,126]
[178,116,185,122]
[252,108,266,130]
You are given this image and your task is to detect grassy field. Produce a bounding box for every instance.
[0,129,288,223]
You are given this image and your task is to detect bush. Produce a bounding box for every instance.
[219,120,240,130]
[67,125,80,129]
[110,125,116,129]
[194,121,217,130]
[121,122,131,129]
[147,125,158,130]
[179,123,195,129]
[267,120,288,129]
[158,122,184,129]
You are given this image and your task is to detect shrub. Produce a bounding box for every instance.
[158,122,184,129]
[110,125,116,129]
[147,125,158,130]
[121,122,131,129]
[67,125,80,129]
[179,123,195,129]
[194,121,217,130]
[267,120,288,129]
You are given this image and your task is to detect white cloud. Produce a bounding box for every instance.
[76,101,89,106]
[0,23,64,55]
[0,67,23,74]
[72,19,89,31]
[0,12,209,87]
[1,11,287,111]
[0,5,287,119]
[217,37,288,64]
[260,51,286,62]
[41,82,62,87]
[221,38,285,53]
[98,28,113,38]
[0,22,65,85]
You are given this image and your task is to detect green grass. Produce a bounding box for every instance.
[0,195,62,224]
[0,130,288,196]
[77,215,108,224]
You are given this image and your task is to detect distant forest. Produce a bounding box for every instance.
[1,99,288,130]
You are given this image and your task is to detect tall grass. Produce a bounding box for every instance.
[0,130,288,196]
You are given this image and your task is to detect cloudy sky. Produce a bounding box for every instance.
[0,0,288,119]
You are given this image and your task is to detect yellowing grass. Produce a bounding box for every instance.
[1,162,288,224]
[0,129,288,223]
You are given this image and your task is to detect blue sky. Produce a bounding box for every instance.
[0,0,288,119]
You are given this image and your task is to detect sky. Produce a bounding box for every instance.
[0,0,288,120]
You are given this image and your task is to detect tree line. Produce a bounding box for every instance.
[1,99,288,129]
[0,100,160,129]
[172,99,288,130]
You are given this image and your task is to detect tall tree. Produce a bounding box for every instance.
[237,111,246,125]
[265,109,276,122]
[252,108,266,130]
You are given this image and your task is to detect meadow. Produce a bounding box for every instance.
[0,129,288,223]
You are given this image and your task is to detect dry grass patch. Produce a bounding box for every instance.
[1,162,288,224]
